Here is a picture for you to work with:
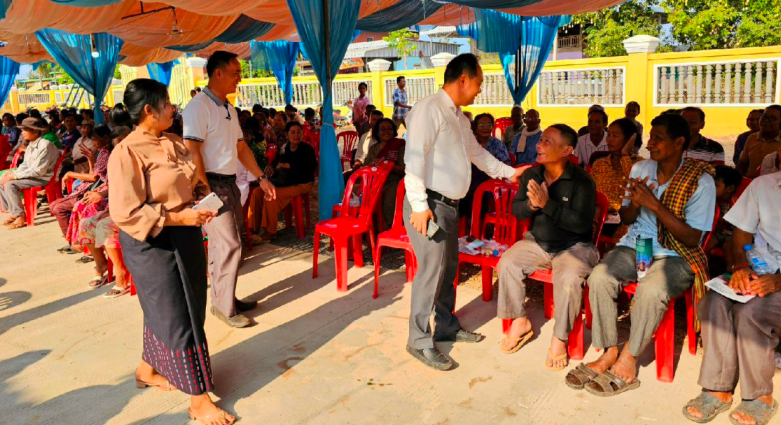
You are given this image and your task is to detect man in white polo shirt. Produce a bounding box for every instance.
[574,109,608,166]
[184,51,276,328]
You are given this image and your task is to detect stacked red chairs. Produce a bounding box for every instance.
[493,117,513,139]
[337,131,359,171]
[313,165,391,291]
[22,154,66,227]
[508,191,609,361]
[373,178,417,298]
[454,179,522,303]
[585,206,720,382]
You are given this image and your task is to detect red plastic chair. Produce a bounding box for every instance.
[305,131,321,158]
[266,143,278,166]
[508,152,517,166]
[454,179,522,303]
[9,149,22,168]
[22,154,66,227]
[313,165,391,291]
[732,176,751,204]
[0,135,10,171]
[586,206,720,382]
[284,193,311,239]
[493,117,513,139]
[373,178,417,298]
[507,191,609,361]
[338,131,359,170]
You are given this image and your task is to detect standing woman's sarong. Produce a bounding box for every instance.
[119,226,213,395]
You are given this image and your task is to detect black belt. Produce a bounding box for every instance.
[206,172,236,182]
[427,189,460,208]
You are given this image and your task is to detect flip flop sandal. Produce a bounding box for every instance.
[58,246,79,254]
[545,348,569,372]
[103,285,129,298]
[76,256,95,264]
[565,364,600,390]
[88,275,109,288]
[135,379,175,391]
[584,370,640,397]
[188,407,236,425]
[682,392,732,423]
[728,399,778,425]
[499,330,534,354]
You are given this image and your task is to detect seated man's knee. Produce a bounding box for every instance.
[633,280,669,307]
[587,262,612,291]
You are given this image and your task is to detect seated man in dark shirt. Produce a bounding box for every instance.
[497,124,599,371]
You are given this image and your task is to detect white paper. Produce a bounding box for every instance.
[705,275,756,303]
[605,212,621,225]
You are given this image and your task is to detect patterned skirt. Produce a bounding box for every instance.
[118,226,213,395]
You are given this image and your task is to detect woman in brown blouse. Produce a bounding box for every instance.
[108,79,234,425]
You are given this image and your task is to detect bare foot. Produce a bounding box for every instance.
[7,217,25,229]
[609,347,638,384]
[585,346,619,375]
[686,391,732,419]
[730,395,774,424]
[135,361,172,390]
[190,394,236,425]
[545,336,568,369]
[500,317,532,351]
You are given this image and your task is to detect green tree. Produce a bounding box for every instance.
[383,28,418,70]
[239,60,277,79]
[573,0,666,57]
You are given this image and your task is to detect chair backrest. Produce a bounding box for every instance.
[493,117,513,139]
[10,149,22,168]
[391,177,407,229]
[701,205,720,249]
[569,154,579,166]
[305,131,320,156]
[470,179,519,245]
[732,176,751,204]
[338,131,359,155]
[266,143,278,164]
[49,154,67,185]
[593,191,609,244]
[339,165,391,222]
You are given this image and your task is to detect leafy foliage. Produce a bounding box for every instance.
[382,29,418,70]
[573,0,665,57]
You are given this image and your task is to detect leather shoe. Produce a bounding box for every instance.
[210,306,251,328]
[406,345,453,371]
[433,328,485,343]
[235,298,258,313]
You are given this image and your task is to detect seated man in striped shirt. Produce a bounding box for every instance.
[681,106,725,165]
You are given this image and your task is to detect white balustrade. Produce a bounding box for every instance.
[474,73,513,105]
[383,77,436,106]
[18,92,53,107]
[537,67,625,106]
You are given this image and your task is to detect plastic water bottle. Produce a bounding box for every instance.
[745,244,773,275]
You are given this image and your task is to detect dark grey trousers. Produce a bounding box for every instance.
[203,176,246,318]
[588,246,694,356]
[403,196,461,350]
[0,177,48,217]
[697,289,781,399]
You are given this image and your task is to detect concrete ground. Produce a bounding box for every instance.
[1,217,778,425]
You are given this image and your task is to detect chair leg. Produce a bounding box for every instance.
[334,236,350,292]
[129,275,136,296]
[304,197,311,234]
[294,198,305,239]
[584,285,592,330]
[655,298,677,383]
[373,245,383,299]
[404,250,414,282]
[685,291,697,355]
[312,230,321,278]
[481,265,493,302]
[352,234,364,268]
[502,318,512,334]
[23,189,36,227]
[284,204,293,228]
[568,306,585,361]
[543,281,554,320]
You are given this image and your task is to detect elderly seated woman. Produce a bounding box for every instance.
[0,117,60,229]
[357,117,405,229]
[683,171,781,425]
[249,121,317,243]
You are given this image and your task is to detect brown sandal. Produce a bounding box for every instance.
[499,330,534,354]
[188,407,236,425]
[545,349,569,371]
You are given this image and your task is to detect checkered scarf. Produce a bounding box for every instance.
[658,158,715,331]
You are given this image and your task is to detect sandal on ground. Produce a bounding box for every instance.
[584,370,640,397]
[135,378,175,391]
[104,285,129,298]
[728,399,778,425]
[58,245,79,254]
[88,275,109,288]
[545,348,569,372]
[682,392,732,423]
[499,330,534,354]
[188,407,236,425]
[76,255,95,264]
[565,364,600,390]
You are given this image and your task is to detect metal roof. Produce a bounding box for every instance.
[344,39,459,59]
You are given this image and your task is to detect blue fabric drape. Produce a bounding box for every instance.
[215,15,275,44]
[446,0,540,7]
[146,60,178,86]
[456,9,525,55]
[287,0,361,220]
[250,41,300,105]
[35,29,123,124]
[0,56,20,110]
[0,0,11,19]
[357,0,443,32]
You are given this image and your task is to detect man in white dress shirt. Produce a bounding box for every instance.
[574,110,608,166]
[403,54,526,370]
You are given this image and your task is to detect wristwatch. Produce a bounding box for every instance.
[257,174,267,183]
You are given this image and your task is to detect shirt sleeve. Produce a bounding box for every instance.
[684,173,717,233]
[403,107,437,212]
[108,145,167,242]
[760,152,776,176]
[14,141,58,179]
[465,130,515,180]
[393,89,401,106]
[182,100,209,143]
[724,179,759,235]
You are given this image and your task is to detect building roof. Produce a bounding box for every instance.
[343,39,459,60]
